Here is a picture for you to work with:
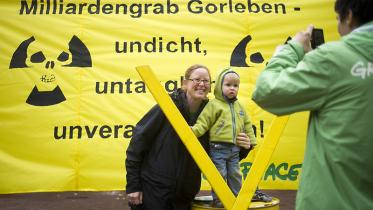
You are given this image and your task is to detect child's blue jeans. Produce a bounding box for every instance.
[209,142,242,202]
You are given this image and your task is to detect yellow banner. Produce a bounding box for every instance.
[0,0,338,193]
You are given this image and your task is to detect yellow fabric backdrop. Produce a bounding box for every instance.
[0,0,338,193]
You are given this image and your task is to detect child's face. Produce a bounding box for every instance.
[222,73,240,99]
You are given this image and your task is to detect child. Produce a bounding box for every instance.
[192,67,261,207]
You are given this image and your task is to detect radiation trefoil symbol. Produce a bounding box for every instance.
[230,35,265,67]
[9,35,92,106]
[230,35,298,67]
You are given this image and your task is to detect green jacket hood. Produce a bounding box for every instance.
[342,21,373,61]
[214,67,239,102]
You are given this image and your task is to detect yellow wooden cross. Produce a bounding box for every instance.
[136,65,289,210]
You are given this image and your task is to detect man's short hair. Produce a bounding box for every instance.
[335,0,373,25]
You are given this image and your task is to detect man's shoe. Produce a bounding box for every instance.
[252,190,272,202]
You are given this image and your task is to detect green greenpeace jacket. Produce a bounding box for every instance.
[252,21,373,210]
[192,68,257,146]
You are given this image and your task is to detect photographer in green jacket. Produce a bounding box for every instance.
[252,0,373,209]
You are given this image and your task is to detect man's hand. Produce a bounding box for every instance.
[292,25,314,53]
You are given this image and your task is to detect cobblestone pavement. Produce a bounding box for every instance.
[0,190,296,210]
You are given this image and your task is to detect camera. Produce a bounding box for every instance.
[311,28,325,49]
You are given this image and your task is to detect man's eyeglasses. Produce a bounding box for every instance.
[187,78,210,85]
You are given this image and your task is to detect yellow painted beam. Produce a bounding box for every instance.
[136,65,290,210]
[232,116,289,210]
[136,65,236,209]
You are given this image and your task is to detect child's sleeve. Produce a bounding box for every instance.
[244,113,257,146]
[192,102,215,137]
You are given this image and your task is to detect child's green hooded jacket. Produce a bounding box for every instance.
[192,68,257,145]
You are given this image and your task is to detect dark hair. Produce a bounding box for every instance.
[335,0,373,26]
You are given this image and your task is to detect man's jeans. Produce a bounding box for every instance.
[209,142,242,202]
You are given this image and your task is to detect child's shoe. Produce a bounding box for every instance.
[251,190,272,202]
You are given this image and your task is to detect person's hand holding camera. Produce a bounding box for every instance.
[292,25,314,53]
